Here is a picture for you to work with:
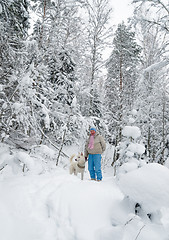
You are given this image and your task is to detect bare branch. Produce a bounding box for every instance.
[38,125,70,159]
[135,225,146,240]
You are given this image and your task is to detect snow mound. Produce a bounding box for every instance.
[118,163,169,212]
[127,142,145,155]
[122,126,141,139]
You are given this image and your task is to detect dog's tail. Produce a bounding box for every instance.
[70,154,76,163]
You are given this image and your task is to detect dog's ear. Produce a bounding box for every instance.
[81,152,83,156]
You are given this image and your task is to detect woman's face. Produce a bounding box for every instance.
[90,130,96,135]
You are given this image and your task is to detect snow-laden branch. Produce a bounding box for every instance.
[143,59,169,73]
[38,125,70,159]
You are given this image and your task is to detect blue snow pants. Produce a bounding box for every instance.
[88,154,102,180]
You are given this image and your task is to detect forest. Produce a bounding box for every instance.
[1,0,169,164]
[1,0,169,239]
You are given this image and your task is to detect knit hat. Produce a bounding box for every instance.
[90,127,96,132]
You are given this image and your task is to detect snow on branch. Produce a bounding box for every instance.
[143,59,169,73]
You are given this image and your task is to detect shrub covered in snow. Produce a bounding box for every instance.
[0,143,59,175]
[115,125,146,176]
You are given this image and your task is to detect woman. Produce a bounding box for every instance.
[84,127,106,181]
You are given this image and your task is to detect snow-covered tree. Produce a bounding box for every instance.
[29,0,90,145]
[0,0,31,144]
[131,6,169,164]
[132,0,169,34]
[0,0,29,85]
[115,122,145,177]
[105,22,141,146]
[84,0,113,119]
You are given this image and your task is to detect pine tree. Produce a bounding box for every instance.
[105,22,141,147]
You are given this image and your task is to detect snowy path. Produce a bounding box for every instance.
[0,168,123,240]
[1,165,169,240]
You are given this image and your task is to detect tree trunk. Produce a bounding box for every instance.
[89,35,96,116]
[119,55,123,142]
[39,0,47,47]
[56,113,72,166]
[159,93,166,165]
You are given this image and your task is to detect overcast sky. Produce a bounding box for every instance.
[100,0,134,60]
[110,0,134,25]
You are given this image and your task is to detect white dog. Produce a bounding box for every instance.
[69,152,85,180]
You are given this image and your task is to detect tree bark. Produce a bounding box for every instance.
[39,0,47,47]
[56,113,72,166]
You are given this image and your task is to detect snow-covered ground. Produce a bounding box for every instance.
[0,167,122,240]
[0,143,169,240]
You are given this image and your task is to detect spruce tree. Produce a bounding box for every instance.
[0,0,30,143]
[105,22,141,147]
[0,0,29,85]
[30,0,84,145]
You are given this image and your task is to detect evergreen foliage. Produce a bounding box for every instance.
[105,22,141,145]
[115,124,146,177]
[0,0,31,144]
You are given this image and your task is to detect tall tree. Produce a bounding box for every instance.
[0,0,30,143]
[84,0,113,119]
[30,0,87,145]
[0,0,29,85]
[105,22,141,146]
[131,6,169,164]
[132,0,169,34]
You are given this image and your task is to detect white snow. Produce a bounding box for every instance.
[117,125,146,176]
[0,84,3,91]
[119,161,139,173]
[131,109,137,116]
[2,102,8,109]
[0,145,169,240]
[128,117,135,124]
[12,102,23,112]
[0,169,123,240]
[127,142,145,155]
[122,126,141,139]
[71,96,77,109]
[118,163,169,212]
[144,59,169,72]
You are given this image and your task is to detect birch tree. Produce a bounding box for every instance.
[132,0,169,33]
[132,3,169,164]
[84,0,113,119]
